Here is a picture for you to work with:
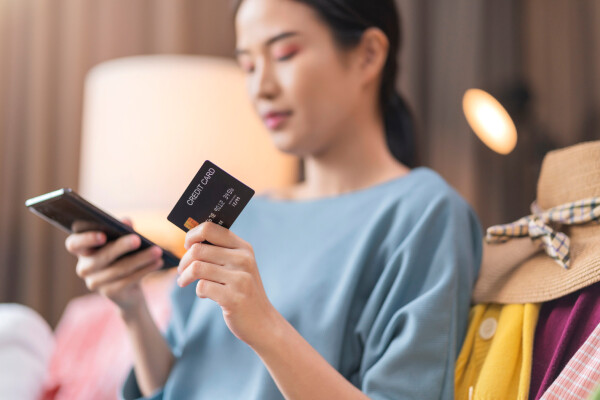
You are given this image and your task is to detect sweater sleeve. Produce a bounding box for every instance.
[356,192,482,400]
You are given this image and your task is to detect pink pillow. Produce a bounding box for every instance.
[41,271,175,400]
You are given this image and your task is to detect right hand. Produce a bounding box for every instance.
[65,218,164,312]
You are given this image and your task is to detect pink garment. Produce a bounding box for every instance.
[540,322,600,399]
[530,281,600,400]
[40,272,175,400]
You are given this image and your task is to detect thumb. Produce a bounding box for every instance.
[121,217,134,228]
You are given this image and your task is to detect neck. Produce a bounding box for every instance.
[294,109,410,200]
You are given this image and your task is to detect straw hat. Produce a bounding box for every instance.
[473,141,600,304]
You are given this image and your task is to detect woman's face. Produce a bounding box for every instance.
[235,0,364,157]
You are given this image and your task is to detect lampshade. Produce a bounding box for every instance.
[463,88,518,155]
[79,55,298,255]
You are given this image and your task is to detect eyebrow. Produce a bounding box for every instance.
[234,31,300,56]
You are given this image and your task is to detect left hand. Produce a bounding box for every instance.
[177,222,280,347]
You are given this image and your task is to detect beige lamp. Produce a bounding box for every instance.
[79,55,298,257]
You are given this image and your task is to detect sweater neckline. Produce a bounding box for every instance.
[254,167,427,206]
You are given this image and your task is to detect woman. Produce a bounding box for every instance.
[65,0,482,398]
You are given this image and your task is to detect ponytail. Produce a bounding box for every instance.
[384,92,417,168]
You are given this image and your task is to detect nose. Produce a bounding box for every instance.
[249,59,280,101]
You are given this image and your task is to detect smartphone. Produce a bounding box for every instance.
[25,188,179,269]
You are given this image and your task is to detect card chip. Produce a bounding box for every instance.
[184,217,199,230]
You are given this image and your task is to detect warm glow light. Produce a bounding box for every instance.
[463,89,518,155]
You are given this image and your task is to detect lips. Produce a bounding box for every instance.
[261,110,292,130]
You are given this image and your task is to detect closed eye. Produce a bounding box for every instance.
[276,51,297,62]
[242,64,255,74]
[236,56,255,74]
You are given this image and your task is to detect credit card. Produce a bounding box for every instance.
[168,160,255,232]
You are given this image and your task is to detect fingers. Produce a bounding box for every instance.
[177,260,236,287]
[97,234,143,270]
[121,217,133,228]
[66,217,133,256]
[99,258,164,298]
[76,234,142,278]
[65,231,106,257]
[178,242,244,274]
[184,222,246,251]
[84,246,163,291]
[196,279,227,304]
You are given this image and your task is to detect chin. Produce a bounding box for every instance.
[271,138,301,156]
[268,126,317,157]
[268,129,298,153]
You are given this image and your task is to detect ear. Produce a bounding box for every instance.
[356,27,389,84]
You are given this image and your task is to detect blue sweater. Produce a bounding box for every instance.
[122,167,482,400]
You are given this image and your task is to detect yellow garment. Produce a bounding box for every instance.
[589,384,600,400]
[455,303,540,400]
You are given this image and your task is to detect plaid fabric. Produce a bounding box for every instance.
[486,197,600,269]
[540,323,600,400]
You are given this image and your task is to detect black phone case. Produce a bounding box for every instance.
[25,188,179,269]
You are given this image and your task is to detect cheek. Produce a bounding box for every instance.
[281,54,355,133]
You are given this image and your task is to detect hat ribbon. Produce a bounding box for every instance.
[486,197,600,269]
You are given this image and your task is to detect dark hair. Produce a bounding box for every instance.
[234,0,417,168]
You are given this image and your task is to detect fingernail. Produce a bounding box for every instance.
[96,233,105,243]
[152,246,162,257]
[130,235,139,246]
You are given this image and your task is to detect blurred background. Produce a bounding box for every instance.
[0,0,599,327]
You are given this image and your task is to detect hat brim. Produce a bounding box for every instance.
[473,226,600,304]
